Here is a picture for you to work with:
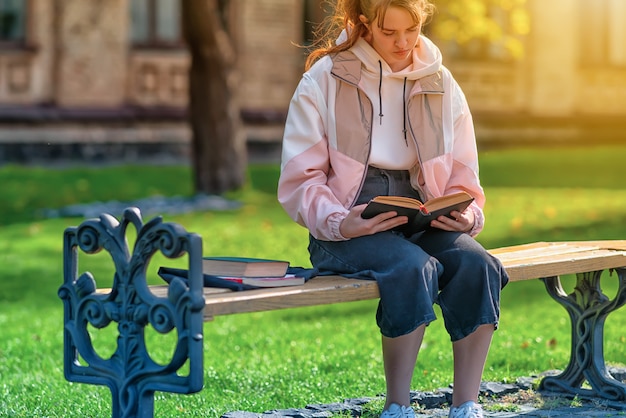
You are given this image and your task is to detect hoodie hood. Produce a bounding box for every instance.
[337,31,443,152]
[349,33,442,80]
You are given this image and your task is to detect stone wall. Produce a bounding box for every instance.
[127,50,189,108]
[236,0,305,112]
[54,0,128,107]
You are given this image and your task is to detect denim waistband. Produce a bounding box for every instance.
[357,166,422,205]
[365,166,411,182]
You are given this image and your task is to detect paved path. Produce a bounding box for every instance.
[223,374,626,417]
[419,403,626,417]
[223,394,626,418]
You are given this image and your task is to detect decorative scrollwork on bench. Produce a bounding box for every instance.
[58,207,205,418]
[539,267,626,402]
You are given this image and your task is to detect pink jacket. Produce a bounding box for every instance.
[278,47,485,241]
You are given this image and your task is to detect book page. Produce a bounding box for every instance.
[370,195,424,209]
[423,192,473,212]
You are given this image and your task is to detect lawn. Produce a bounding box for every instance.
[0,144,625,417]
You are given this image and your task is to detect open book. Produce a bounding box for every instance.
[361,191,474,234]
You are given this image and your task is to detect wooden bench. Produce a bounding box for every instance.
[59,208,626,417]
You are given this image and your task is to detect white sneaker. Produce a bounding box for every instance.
[380,402,416,418]
[448,400,483,418]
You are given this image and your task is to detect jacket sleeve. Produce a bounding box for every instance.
[448,78,486,237]
[277,73,350,241]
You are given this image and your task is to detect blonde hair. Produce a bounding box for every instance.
[305,0,435,71]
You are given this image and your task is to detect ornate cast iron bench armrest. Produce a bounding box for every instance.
[59,208,205,418]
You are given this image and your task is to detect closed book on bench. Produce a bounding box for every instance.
[219,274,305,287]
[361,191,474,234]
[202,256,290,278]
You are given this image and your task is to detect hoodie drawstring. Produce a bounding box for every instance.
[378,61,384,124]
[377,61,409,147]
[402,77,408,146]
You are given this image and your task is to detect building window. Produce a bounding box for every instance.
[0,0,26,44]
[130,0,182,48]
[581,0,626,67]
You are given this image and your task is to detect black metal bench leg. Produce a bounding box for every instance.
[539,268,626,401]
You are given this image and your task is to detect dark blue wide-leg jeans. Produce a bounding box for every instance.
[308,167,508,340]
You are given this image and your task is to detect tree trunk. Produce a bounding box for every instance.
[182,0,246,195]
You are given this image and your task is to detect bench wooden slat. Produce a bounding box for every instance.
[564,240,626,251]
[500,250,626,281]
[148,275,380,320]
[488,242,600,261]
[489,241,626,281]
[489,241,626,257]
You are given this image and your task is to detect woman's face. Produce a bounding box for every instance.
[362,6,420,72]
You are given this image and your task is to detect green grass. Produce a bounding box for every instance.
[1,144,626,416]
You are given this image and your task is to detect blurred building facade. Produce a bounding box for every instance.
[0,0,624,163]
